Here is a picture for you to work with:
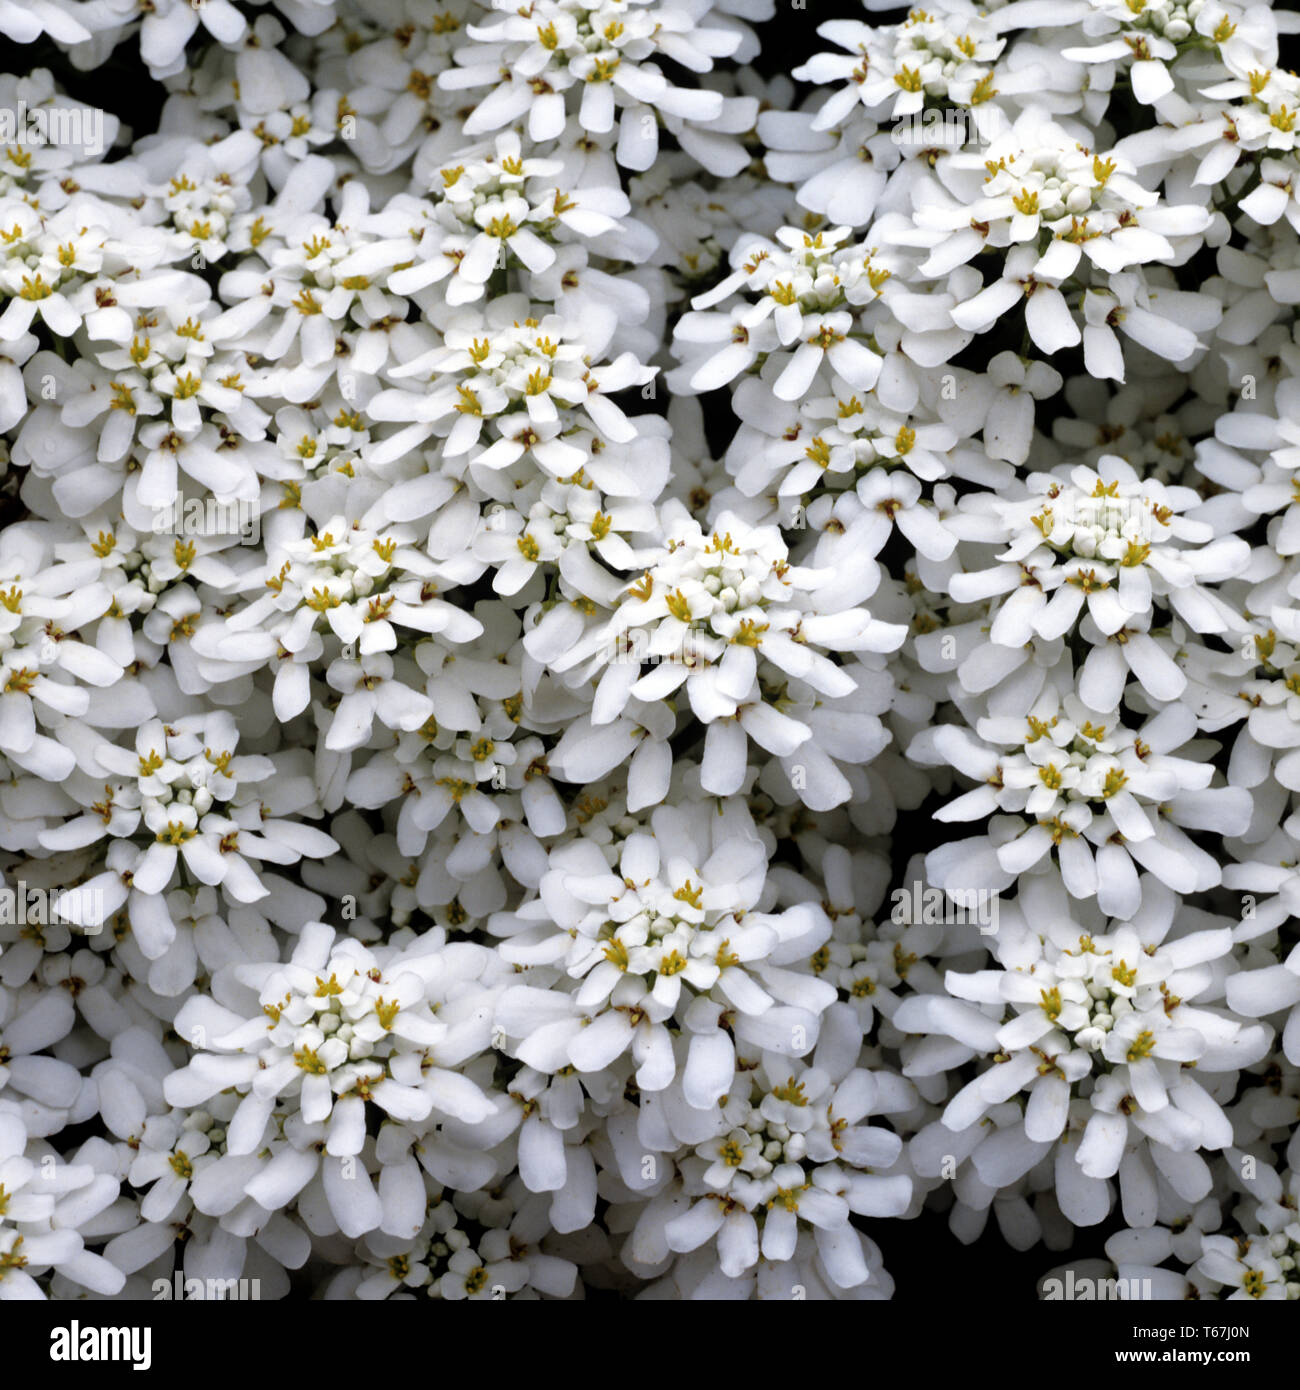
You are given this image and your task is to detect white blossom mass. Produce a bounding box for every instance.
[0,0,1299,1306]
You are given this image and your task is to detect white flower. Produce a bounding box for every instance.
[897,875,1271,1227]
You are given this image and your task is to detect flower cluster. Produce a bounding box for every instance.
[1,0,1299,1307]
